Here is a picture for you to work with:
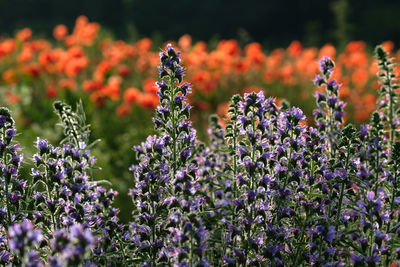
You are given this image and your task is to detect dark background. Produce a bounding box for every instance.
[0,0,399,49]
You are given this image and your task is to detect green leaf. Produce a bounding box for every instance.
[306,193,328,199]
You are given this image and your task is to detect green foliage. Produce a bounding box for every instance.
[53,100,94,149]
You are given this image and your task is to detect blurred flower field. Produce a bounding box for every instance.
[0,16,398,221]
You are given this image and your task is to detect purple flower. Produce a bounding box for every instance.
[26,250,42,266]
[334,111,344,121]
[0,250,11,263]
[366,191,375,202]
[8,221,43,253]
[374,230,388,247]
[174,65,185,83]
[9,192,21,204]
[233,248,245,259]
[0,206,6,218]
[351,253,364,264]
[313,108,324,118]
[223,256,236,266]
[318,56,334,75]
[180,149,191,161]
[36,137,48,153]
[291,107,305,121]
[325,226,336,243]
[184,221,193,232]
[334,168,348,180]
[327,96,338,108]
[365,254,380,266]
[238,145,248,156]
[5,128,16,139]
[69,224,95,248]
[174,95,185,106]
[313,74,324,86]
[0,115,7,128]
[326,79,341,91]
[179,82,192,96]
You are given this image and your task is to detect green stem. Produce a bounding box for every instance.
[150,183,156,263]
[231,114,239,260]
[44,165,57,231]
[189,232,193,267]
[169,75,177,178]
[335,182,345,227]
[3,135,11,228]
[272,129,294,226]
[244,115,256,267]
[369,224,374,257]
[335,144,351,229]
[386,62,395,148]
[293,213,307,265]
[384,169,397,265]
[293,160,315,264]
[387,171,397,233]
[283,129,294,189]
[232,118,239,199]
[4,173,11,228]
[374,148,380,194]
[116,233,127,265]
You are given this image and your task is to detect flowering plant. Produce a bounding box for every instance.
[2,18,399,219]
[0,44,400,266]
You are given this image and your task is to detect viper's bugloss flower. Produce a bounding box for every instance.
[313,74,324,86]
[0,250,11,263]
[69,224,95,247]
[36,137,48,153]
[8,221,43,252]
[326,79,341,91]
[0,115,7,128]
[5,128,16,139]
[318,56,334,76]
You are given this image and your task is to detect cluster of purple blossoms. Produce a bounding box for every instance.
[0,107,25,265]
[128,44,400,266]
[0,101,127,266]
[129,44,208,266]
[48,224,96,266]
[374,46,400,146]
[313,56,345,148]
[30,101,126,266]
[0,107,25,223]
[8,220,43,266]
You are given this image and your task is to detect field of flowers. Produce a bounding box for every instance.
[1,16,400,266]
[1,17,399,220]
[2,16,399,124]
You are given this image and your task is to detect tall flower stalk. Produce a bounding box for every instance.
[129,44,207,266]
[374,45,399,148]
